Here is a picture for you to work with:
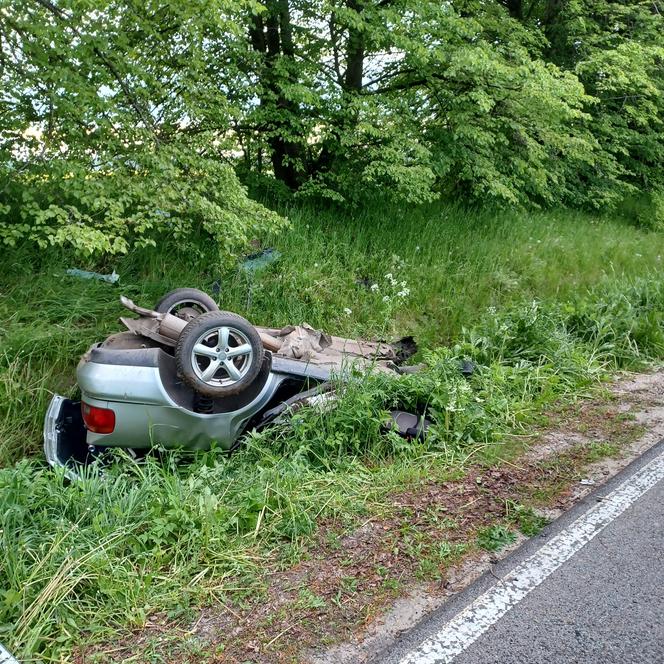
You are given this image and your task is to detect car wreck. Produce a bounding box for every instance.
[44,288,429,477]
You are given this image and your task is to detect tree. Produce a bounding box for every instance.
[1,0,662,257]
[495,0,664,205]
[235,0,602,206]
[0,0,286,256]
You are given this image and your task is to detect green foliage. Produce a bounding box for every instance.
[523,0,664,204]
[505,501,550,537]
[0,205,663,657]
[0,448,361,657]
[1,147,287,257]
[311,274,664,459]
[0,0,287,256]
[237,0,663,207]
[650,192,664,232]
[476,524,517,551]
[3,0,663,243]
[2,202,663,466]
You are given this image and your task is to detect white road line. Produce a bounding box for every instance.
[399,449,664,664]
[0,642,19,664]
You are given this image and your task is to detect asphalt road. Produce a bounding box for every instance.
[377,439,664,664]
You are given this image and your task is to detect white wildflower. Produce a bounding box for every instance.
[343,307,352,315]
[382,295,390,303]
[370,283,379,292]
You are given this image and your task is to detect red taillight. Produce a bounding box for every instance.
[81,402,115,434]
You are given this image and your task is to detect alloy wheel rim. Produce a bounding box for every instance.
[190,326,253,387]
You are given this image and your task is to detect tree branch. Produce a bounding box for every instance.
[31,0,158,136]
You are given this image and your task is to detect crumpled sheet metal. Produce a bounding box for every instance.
[119,312,401,375]
[257,323,398,374]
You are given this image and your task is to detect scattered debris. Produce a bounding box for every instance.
[356,276,374,290]
[241,248,281,273]
[392,336,418,363]
[460,359,476,378]
[66,268,119,283]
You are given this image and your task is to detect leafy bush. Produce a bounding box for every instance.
[0,147,287,258]
[0,0,287,258]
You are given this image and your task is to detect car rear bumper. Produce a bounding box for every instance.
[43,395,91,479]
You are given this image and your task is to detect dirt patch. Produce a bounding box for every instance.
[82,368,664,663]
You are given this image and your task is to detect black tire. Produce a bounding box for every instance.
[154,288,219,322]
[175,311,264,397]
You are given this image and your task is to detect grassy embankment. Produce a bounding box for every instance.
[0,202,663,660]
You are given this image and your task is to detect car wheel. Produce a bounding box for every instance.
[175,311,264,397]
[154,288,219,322]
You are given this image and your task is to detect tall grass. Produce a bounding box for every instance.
[2,276,664,660]
[1,203,662,464]
[0,202,663,659]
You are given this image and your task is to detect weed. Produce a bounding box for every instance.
[476,525,517,552]
[296,588,327,611]
[416,557,440,580]
[505,501,551,537]
[584,441,622,461]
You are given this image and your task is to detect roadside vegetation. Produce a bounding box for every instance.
[1,0,663,659]
[1,202,663,660]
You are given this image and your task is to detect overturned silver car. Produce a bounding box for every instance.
[44,289,427,475]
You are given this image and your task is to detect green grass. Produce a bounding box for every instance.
[476,524,518,552]
[505,501,551,537]
[0,201,663,660]
[1,202,663,465]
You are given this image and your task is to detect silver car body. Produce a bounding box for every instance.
[86,352,333,448]
[43,337,338,474]
[43,320,405,474]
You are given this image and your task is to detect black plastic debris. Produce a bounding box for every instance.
[392,335,418,363]
[460,359,476,378]
[383,410,431,440]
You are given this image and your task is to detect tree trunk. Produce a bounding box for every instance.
[503,0,522,20]
[541,0,568,63]
[344,1,365,92]
[313,0,366,174]
[248,0,303,189]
